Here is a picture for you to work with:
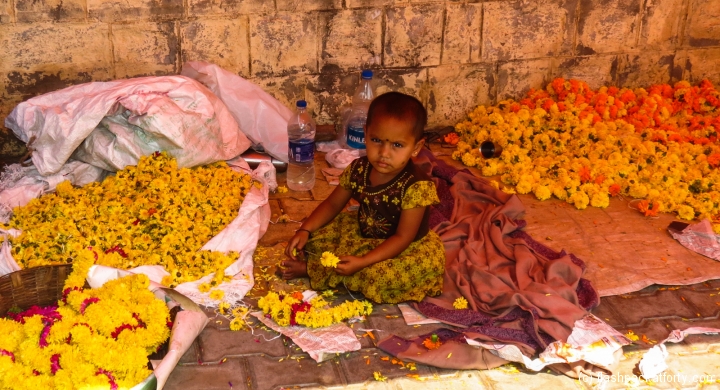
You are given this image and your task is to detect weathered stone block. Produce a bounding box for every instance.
[685,0,720,47]
[0,114,27,157]
[306,68,426,126]
[189,0,272,15]
[247,355,344,389]
[181,19,250,77]
[482,0,576,62]
[250,13,318,77]
[384,4,444,67]
[681,48,720,84]
[552,55,617,89]
[443,3,482,65]
[616,52,674,87]
[0,23,113,95]
[112,22,178,79]
[346,0,393,8]
[319,9,383,73]
[576,0,641,55]
[497,58,553,101]
[426,64,495,127]
[88,0,183,22]
[250,74,307,116]
[164,358,250,390]
[278,0,341,12]
[0,0,12,23]
[639,0,684,50]
[16,0,85,23]
[305,72,357,125]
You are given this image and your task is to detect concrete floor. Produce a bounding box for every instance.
[163,143,720,390]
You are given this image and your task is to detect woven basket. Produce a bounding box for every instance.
[0,264,74,317]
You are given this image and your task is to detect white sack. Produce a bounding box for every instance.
[0,161,107,223]
[5,75,251,176]
[181,61,293,163]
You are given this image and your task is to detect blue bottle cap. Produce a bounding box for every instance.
[296,100,307,108]
[361,69,373,79]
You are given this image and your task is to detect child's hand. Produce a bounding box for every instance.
[285,230,310,260]
[335,255,366,276]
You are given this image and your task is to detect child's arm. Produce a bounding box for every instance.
[285,185,353,260]
[335,206,425,276]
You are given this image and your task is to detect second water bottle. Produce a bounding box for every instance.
[287,100,316,191]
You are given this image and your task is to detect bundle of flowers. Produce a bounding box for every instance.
[0,251,170,389]
[452,78,720,230]
[1,152,254,287]
[257,291,373,328]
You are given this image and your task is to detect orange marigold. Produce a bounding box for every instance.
[579,166,592,183]
[637,200,660,217]
[609,184,621,197]
[443,133,460,145]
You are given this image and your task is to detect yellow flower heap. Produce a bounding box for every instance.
[258,291,373,328]
[0,250,170,389]
[453,79,720,231]
[3,152,254,287]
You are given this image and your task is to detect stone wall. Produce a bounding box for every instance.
[1,0,719,157]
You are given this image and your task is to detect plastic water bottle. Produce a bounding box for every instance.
[345,69,375,149]
[287,100,316,191]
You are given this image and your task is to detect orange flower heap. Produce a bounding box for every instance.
[453,78,720,232]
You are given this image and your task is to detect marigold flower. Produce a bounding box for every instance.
[209,289,225,301]
[229,317,245,331]
[422,334,442,350]
[453,297,469,310]
[320,252,341,268]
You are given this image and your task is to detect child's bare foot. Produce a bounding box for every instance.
[281,259,309,280]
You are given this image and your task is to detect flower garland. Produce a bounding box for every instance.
[452,78,720,232]
[0,249,171,389]
[257,291,373,328]
[1,152,254,287]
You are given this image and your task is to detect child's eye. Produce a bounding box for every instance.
[393,142,403,148]
[371,138,381,143]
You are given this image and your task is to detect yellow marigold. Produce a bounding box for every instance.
[453,297,469,310]
[209,289,225,300]
[629,184,648,199]
[461,153,477,167]
[277,186,289,193]
[677,205,695,220]
[218,302,230,315]
[534,185,552,201]
[229,317,245,331]
[320,251,341,268]
[516,180,532,194]
[198,283,211,293]
[570,191,590,210]
[590,192,610,208]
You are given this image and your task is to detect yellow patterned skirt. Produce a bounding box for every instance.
[306,211,445,304]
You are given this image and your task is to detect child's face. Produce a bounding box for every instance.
[364,115,424,178]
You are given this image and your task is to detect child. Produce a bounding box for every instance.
[282,92,445,304]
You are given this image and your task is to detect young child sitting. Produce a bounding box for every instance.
[282,92,445,304]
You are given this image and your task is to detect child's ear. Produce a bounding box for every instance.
[412,138,425,157]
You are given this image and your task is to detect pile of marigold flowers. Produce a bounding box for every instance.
[1,152,255,287]
[452,78,720,231]
[0,250,170,389]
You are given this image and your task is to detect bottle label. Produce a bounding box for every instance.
[288,141,315,163]
[346,125,366,149]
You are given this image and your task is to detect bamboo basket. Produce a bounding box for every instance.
[0,264,74,317]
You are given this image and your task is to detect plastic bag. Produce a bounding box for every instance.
[5,75,251,176]
[181,61,293,163]
[0,160,107,223]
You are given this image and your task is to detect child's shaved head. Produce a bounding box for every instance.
[366,92,427,141]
